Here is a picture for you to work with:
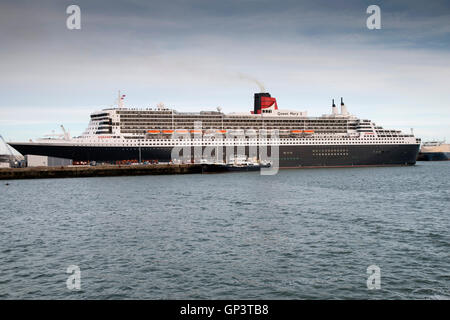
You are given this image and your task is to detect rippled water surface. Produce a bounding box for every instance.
[1,162,449,299]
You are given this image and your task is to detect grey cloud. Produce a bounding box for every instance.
[0,0,449,140]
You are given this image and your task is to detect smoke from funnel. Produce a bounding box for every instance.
[237,73,266,92]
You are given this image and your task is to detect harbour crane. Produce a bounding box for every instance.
[60,125,71,140]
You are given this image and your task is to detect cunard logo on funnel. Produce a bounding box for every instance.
[171,121,279,175]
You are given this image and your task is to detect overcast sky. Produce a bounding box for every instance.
[1,0,449,146]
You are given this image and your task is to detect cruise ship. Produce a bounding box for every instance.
[8,92,421,168]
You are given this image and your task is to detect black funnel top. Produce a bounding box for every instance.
[254,93,271,114]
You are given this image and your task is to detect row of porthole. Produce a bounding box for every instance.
[314,153,349,156]
[96,139,408,143]
[73,139,411,145]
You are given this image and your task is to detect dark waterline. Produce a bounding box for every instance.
[0,162,449,299]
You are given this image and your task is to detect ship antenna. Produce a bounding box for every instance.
[118,90,126,108]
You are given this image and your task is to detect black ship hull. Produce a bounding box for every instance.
[417,152,450,161]
[9,143,420,168]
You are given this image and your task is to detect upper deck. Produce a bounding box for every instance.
[79,92,415,142]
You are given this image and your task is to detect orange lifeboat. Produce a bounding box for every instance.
[162,130,174,134]
[303,130,314,134]
[216,130,227,134]
[147,130,160,134]
[190,129,202,134]
[291,130,303,134]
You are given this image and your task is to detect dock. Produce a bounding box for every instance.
[0,164,219,180]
